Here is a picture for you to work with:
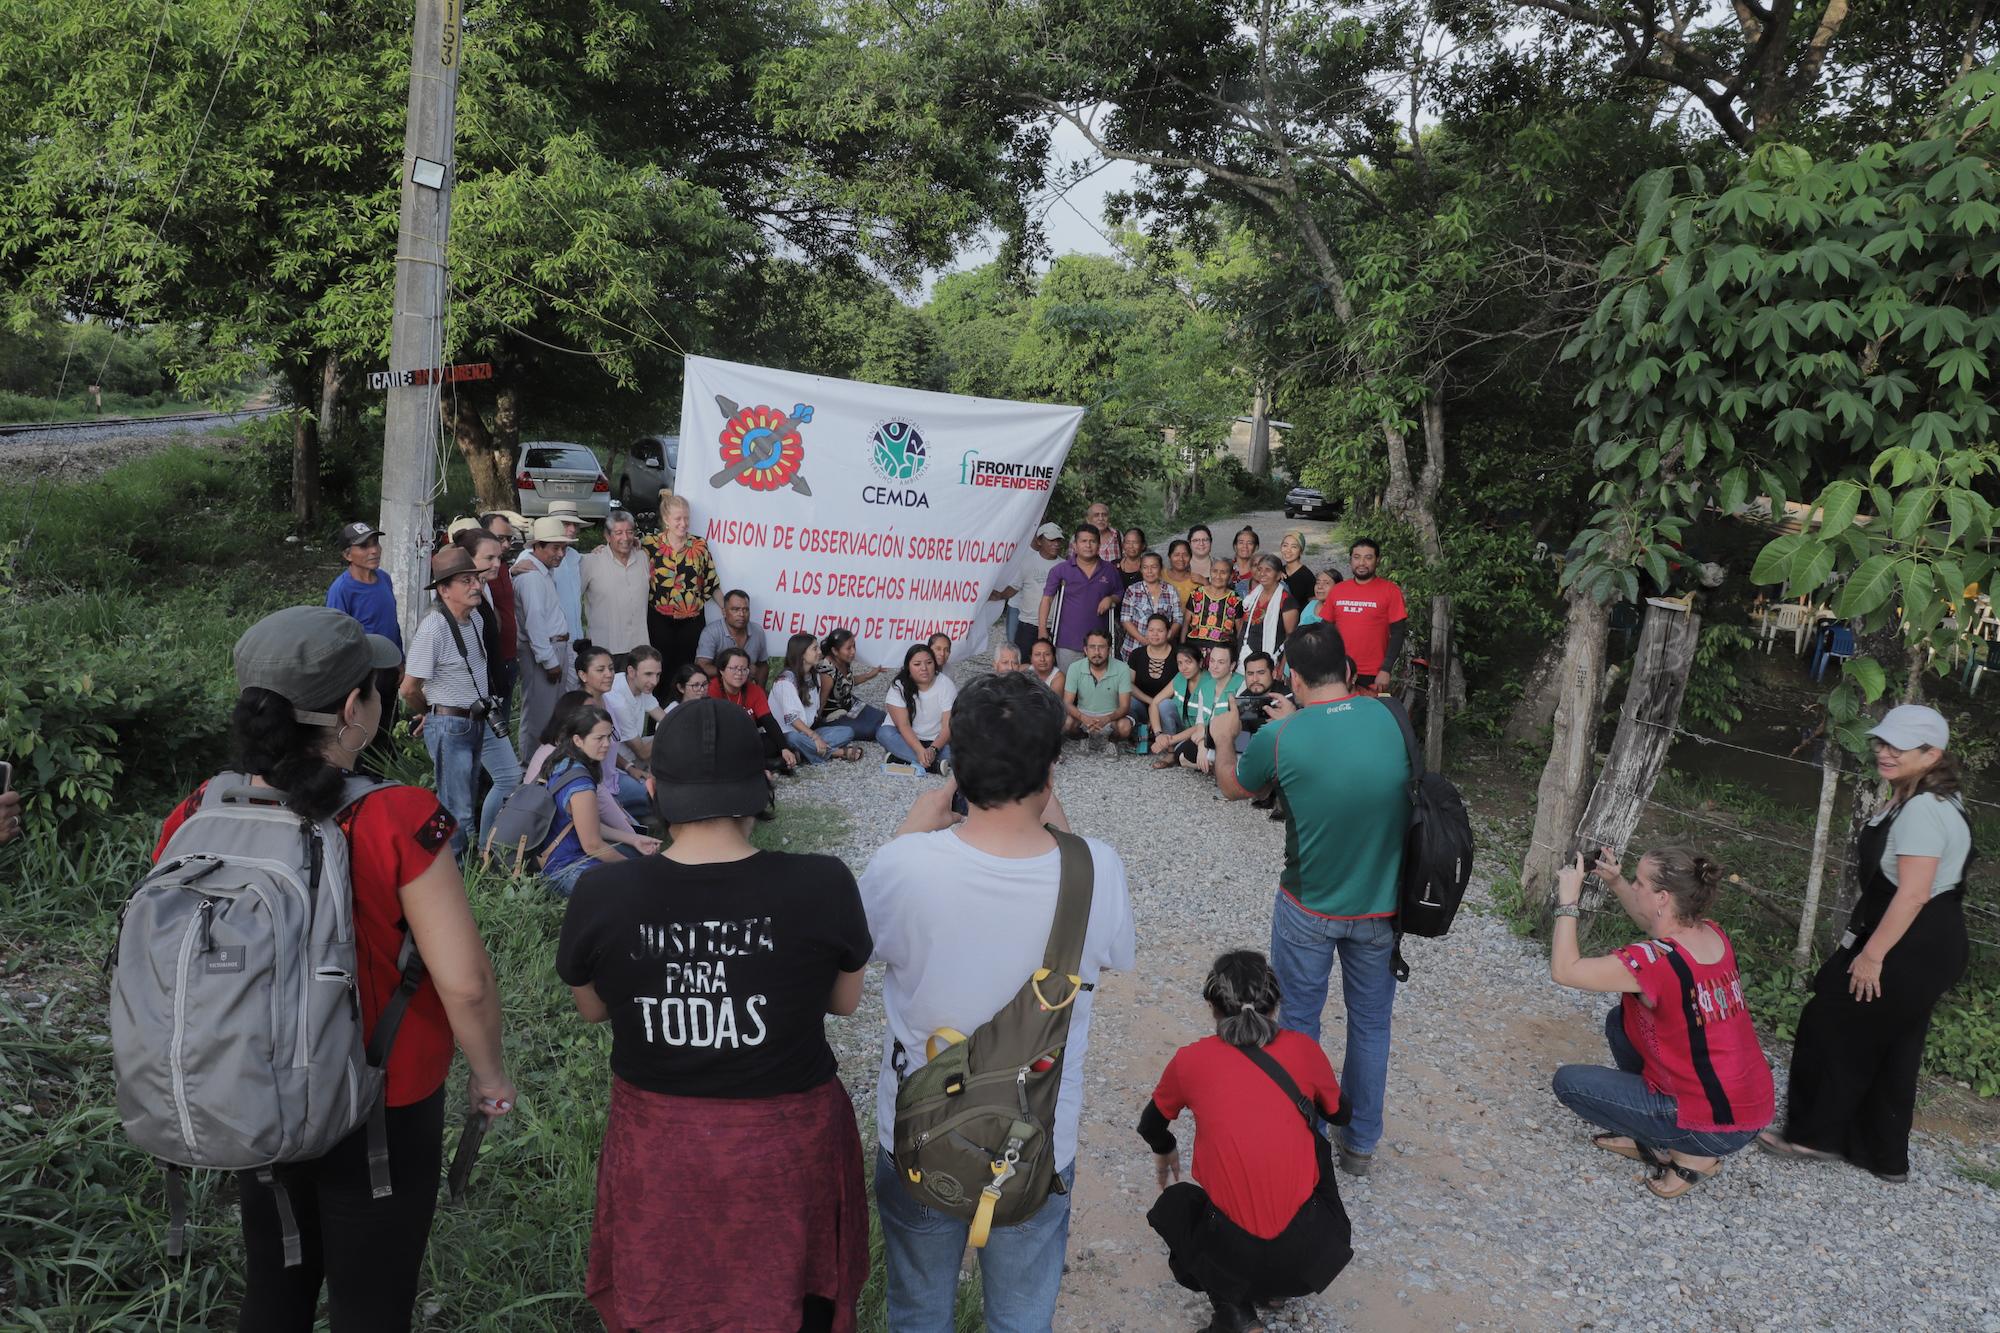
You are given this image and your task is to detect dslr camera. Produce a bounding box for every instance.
[468,695,507,736]
[1235,692,1274,734]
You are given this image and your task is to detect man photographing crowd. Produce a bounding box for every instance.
[1208,621,1411,1180]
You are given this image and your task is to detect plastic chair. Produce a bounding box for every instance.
[1766,603,1809,654]
[1971,640,2000,696]
[1812,624,1856,681]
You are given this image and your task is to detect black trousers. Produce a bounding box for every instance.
[648,609,705,682]
[1148,1180,1352,1307]
[236,1087,447,1332]
[1782,892,1968,1176]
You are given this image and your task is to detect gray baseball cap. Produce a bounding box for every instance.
[234,606,403,726]
[1869,703,1949,752]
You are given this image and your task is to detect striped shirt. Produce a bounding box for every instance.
[405,607,489,709]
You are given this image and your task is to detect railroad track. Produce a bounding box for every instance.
[0,405,284,438]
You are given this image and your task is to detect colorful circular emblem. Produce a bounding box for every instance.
[870,420,928,483]
[718,404,807,491]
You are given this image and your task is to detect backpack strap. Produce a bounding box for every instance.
[1032,828,1096,1011]
[1375,697,1422,984]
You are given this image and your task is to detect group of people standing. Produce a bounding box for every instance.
[190,495,1972,1333]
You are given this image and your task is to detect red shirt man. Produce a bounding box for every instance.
[1319,538,1406,692]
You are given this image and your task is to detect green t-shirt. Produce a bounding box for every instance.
[1236,694,1410,917]
[1065,657,1133,715]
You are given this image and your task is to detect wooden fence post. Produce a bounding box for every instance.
[1563,600,1702,915]
[1793,745,1844,985]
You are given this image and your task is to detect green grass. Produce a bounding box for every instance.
[0,388,234,425]
[0,792,981,1330]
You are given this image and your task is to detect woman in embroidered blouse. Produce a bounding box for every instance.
[641,490,718,681]
[1237,555,1299,670]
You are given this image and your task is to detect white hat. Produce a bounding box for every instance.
[544,500,597,524]
[445,517,480,539]
[1869,704,1948,752]
[1035,522,1064,540]
[528,515,578,544]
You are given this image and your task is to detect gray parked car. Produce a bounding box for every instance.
[516,441,612,520]
[611,434,679,515]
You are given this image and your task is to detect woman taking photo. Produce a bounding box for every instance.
[1278,532,1316,609]
[642,490,719,680]
[535,700,647,898]
[771,632,864,764]
[1760,704,1972,1182]
[1548,845,1773,1197]
[708,646,799,773]
[1237,554,1299,671]
[880,642,956,772]
[817,627,887,742]
[557,699,872,1332]
[1140,951,1351,1333]
[152,606,514,1329]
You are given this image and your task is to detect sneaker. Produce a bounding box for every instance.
[1337,1145,1373,1177]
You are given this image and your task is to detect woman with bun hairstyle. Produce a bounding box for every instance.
[151,607,514,1329]
[1549,845,1774,1198]
[1760,704,1973,1182]
[1139,951,1353,1333]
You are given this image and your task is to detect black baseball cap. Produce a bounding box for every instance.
[338,520,384,549]
[650,698,771,822]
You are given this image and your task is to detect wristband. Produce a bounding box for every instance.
[1552,903,1581,920]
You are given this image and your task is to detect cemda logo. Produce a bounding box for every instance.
[958,449,1055,491]
[863,419,931,509]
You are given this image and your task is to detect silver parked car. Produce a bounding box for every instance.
[610,434,679,515]
[515,441,612,519]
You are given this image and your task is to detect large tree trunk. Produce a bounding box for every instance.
[1521,593,1612,908]
[292,351,344,530]
[1560,602,1702,923]
[1506,637,1567,746]
[445,390,518,512]
[1246,383,1271,477]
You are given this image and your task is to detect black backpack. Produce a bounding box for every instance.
[1377,697,1474,980]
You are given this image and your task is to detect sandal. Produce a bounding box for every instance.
[1755,1131,1841,1162]
[835,745,863,762]
[1151,754,1178,770]
[1645,1156,1721,1199]
[1591,1133,1665,1165]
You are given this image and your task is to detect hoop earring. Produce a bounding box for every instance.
[336,722,368,754]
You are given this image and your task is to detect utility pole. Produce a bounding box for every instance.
[377,0,464,643]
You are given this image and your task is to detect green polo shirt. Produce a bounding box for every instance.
[1064,658,1133,715]
[1236,694,1410,917]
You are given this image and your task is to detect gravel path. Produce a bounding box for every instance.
[779,620,2000,1333]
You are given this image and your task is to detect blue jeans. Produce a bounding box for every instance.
[615,774,653,827]
[1269,893,1398,1156]
[874,1147,1074,1333]
[424,713,522,858]
[1552,1008,1761,1159]
[783,721,857,764]
[1003,606,1022,648]
[1156,696,1183,737]
[879,729,951,770]
[543,844,640,898]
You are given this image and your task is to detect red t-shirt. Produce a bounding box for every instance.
[708,675,772,720]
[1150,1031,1341,1240]
[1319,577,1407,676]
[154,783,459,1107]
[1616,925,1775,1133]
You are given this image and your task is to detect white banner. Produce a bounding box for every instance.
[680,355,1083,665]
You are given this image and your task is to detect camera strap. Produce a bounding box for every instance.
[439,610,499,738]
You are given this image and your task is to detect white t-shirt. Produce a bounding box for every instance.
[768,673,822,731]
[859,829,1136,1170]
[1009,550,1062,619]
[884,674,959,742]
[603,674,659,759]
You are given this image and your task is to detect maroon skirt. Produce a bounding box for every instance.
[587,1074,868,1333]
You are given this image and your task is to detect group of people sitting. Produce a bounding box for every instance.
[215,496,1973,1333]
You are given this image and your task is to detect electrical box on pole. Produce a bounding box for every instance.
[377,0,463,644]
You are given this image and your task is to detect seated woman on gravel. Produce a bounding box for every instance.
[1140,951,1352,1333]
[1548,846,1775,1198]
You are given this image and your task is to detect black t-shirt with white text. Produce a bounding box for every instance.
[555,851,871,1098]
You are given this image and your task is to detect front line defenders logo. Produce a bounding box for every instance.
[710,395,814,495]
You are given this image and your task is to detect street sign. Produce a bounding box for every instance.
[367,362,493,390]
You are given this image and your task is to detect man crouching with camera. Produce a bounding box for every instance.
[1233,652,1292,818]
[402,548,523,859]
[1208,622,1412,1179]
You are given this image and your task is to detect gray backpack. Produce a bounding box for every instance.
[110,774,426,1265]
